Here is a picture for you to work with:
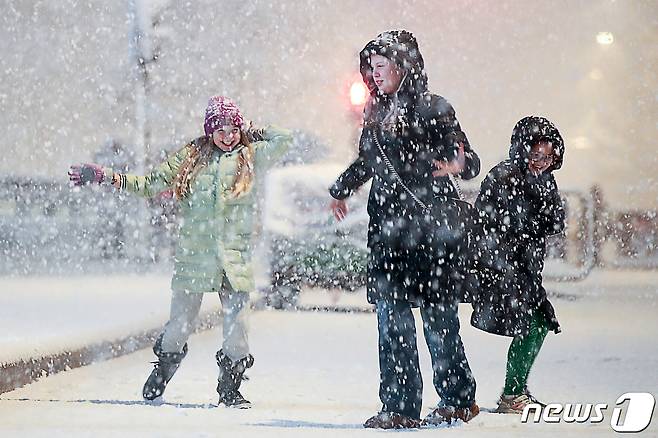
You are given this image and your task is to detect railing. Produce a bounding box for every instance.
[543,190,597,282]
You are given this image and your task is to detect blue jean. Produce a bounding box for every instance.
[376,299,476,419]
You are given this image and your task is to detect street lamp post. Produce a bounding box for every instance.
[128,0,157,175]
[127,0,158,263]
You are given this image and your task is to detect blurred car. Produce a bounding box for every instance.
[260,162,370,308]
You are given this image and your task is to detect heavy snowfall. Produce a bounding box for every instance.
[1,0,656,437]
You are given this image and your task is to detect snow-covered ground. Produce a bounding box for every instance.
[0,269,657,437]
[0,274,221,365]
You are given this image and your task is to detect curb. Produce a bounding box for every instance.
[0,310,223,395]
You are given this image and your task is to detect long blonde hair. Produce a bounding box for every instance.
[173,130,255,200]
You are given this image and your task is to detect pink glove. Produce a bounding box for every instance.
[68,163,110,186]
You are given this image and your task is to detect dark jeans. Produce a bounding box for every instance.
[376,299,476,419]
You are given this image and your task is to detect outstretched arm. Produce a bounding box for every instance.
[328,129,374,221]
[115,146,189,198]
[68,163,113,186]
[329,129,374,200]
[70,145,189,199]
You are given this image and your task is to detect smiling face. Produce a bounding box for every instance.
[212,124,241,151]
[528,140,555,175]
[370,54,404,95]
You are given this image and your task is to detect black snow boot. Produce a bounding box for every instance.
[216,349,254,408]
[142,335,188,401]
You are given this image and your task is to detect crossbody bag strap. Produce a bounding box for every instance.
[371,125,430,212]
[448,173,464,201]
[371,124,466,209]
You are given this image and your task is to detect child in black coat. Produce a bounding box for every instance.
[470,116,565,413]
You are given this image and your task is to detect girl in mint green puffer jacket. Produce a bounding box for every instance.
[69,96,291,408]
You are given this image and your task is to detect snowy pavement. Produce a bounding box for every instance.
[0,269,657,436]
[0,274,219,365]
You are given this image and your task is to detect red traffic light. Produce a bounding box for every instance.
[349,80,367,107]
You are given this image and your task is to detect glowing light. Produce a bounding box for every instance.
[596,32,614,45]
[349,81,367,106]
[571,136,592,150]
[589,68,603,81]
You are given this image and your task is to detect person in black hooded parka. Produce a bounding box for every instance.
[329,30,480,428]
[469,116,565,414]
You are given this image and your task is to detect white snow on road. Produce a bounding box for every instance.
[1,269,657,436]
[0,274,217,364]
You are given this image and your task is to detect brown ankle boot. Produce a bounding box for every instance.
[363,411,421,429]
[423,402,480,425]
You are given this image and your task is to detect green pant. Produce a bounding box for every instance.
[503,312,549,396]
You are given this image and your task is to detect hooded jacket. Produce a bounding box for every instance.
[330,30,481,304]
[469,116,565,337]
[112,126,291,294]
